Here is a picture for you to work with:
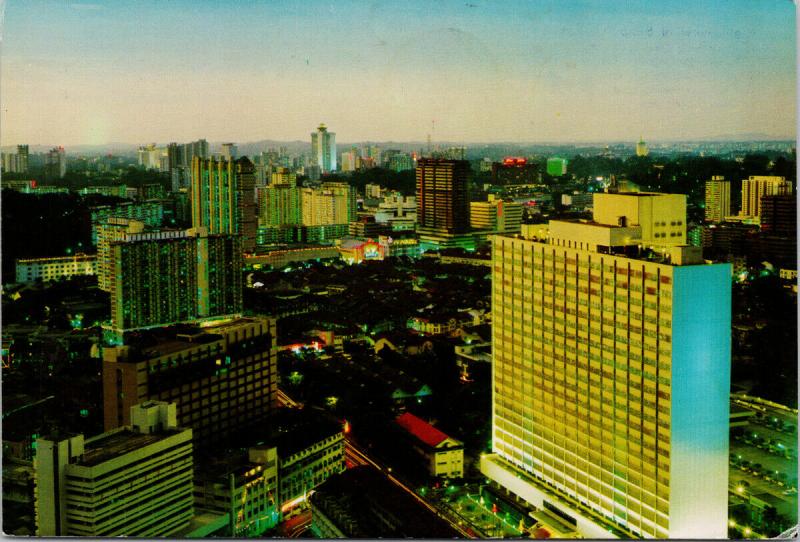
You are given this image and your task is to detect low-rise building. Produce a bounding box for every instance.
[310,466,462,538]
[244,245,340,270]
[15,254,97,284]
[395,412,463,478]
[35,401,193,537]
[193,447,280,537]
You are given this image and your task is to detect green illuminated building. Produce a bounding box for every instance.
[109,228,242,334]
[191,157,238,235]
[259,184,302,226]
[546,157,568,176]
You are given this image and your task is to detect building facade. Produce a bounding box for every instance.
[704,176,731,223]
[191,156,238,235]
[311,123,336,173]
[102,317,277,446]
[483,192,731,539]
[15,254,97,284]
[96,218,146,292]
[740,175,793,219]
[416,158,470,235]
[301,182,356,226]
[259,184,302,226]
[108,228,242,333]
[35,401,193,537]
[470,197,523,233]
[235,157,258,253]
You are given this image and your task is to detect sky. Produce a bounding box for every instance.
[1,0,796,145]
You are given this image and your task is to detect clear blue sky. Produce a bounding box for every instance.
[1,0,796,145]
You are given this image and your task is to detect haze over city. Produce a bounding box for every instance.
[1,0,796,146]
[1,1,798,540]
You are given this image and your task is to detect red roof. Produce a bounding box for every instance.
[396,412,449,447]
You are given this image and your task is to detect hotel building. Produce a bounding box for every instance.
[482,191,730,539]
[102,317,277,446]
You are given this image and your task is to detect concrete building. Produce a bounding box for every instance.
[15,254,97,284]
[194,447,280,537]
[301,182,356,226]
[470,196,523,233]
[95,218,145,291]
[102,317,277,446]
[243,246,340,270]
[310,466,461,538]
[235,157,258,253]
[108,228,242,334]
[416,158,469,234]
[270,166,297,187]
[259,184,302,226]
[272,412,345,511]
[220,143,238,160]
[704,176,731,223]
[491,157,539,186]
[311,123,336,173]
[191,156,238,236]
[45,146,67,179]
[482,191,731,539]
[591,191,686,245]
[89,201,164,245]
[35,401,193,537]
[395,412,463,478]
[740,175,793,219]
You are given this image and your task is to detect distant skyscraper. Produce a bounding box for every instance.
[235,157,258,253]
[35,401,193,537]
[740,175,793,219]
[636,136,649,157]
[483,191,731,539]
[191,156,238,235]
[704,176,731,223]
[416,158,470,234]
[183,139,209,167]
[45,146,66,179]
[311,123,336,173]
[137,144,163,170]
[16,144,28,173]
[221,142,238,160]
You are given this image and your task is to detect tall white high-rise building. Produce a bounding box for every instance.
[311,123,336,173]
[482,191,731,539]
